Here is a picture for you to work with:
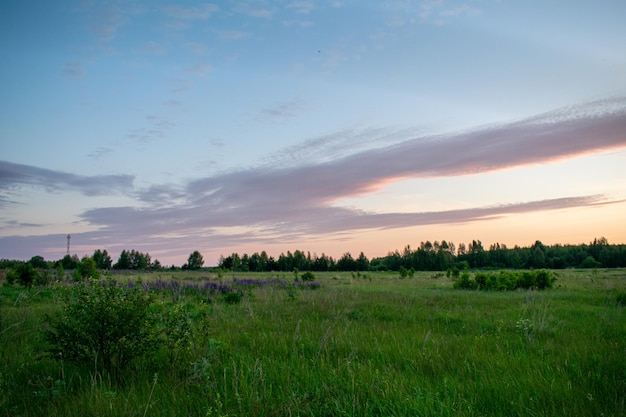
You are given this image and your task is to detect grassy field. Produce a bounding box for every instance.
[1,269,625,416]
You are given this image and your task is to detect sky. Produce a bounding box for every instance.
[1,0,626,266]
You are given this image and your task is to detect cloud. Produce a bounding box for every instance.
[286,1,315,14]
[63,61,85,77]
[2,98,625,262]
[264,126,422,167]
[77,98,626,242]
[217,30,250,41]
[125,115,176,144]
[88,147,114,160]
[0,161,134,197]
[417,0,483,25]
[161,3,219,20]
[258,97,306,120]
[184,62,213,76]
[85,2,131,42]
[234,1,277,18]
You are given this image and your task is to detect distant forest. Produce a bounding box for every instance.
[2,237,625,273]
[217,238,626,272]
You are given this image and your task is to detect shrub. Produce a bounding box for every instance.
[534,269,556,289]
[45,278,158,372]
[453,271,475,289]
[301,271,315,281]
[5,268,17,286]
[33,269,52,286]
[158,302,193,365]
[9,263,40,287]
[579,256,601,269]
[222,290,243,305]
[453,270,555,291]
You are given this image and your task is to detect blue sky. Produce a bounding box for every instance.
[1,0,626,265]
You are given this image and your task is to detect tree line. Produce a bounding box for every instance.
[1,238,625,277]
[217,237,626,272]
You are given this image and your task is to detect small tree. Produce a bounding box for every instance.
[185,250,204,270]
[13,263,39,287]
[61,254,79,270]
[75,256,100,281]
[45,278,158,372]
[29,255,48,269]
[92,249,112,269]
[301,271,315,281]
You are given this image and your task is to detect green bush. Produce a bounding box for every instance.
[533,269,556,289]
[454,270,555,291]
[45,278,158,372]
[158,302,193,365]
[14,263,39,287]
[453,271,475,289]
[33,269,52,286]
[222,291,243,305]
[301,271,315,281]
[579,256,601,269]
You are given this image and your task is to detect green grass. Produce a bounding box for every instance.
[1,269,625,416]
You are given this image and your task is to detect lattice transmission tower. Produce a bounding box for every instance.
[66,234,71,256]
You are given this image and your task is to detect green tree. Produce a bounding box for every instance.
[61,254,79,269]
[528,246,546,269]
[185,250,204,270]
[337,252,357,271]
[114,250,132,269]
[76,256,100,280]
[92,249,112,269]
[16,262,39,287]
[355,252,370,271]
[28,255,47,269]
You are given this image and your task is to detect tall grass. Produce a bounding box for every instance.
[1,269,625,416]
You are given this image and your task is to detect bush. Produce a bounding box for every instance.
[453,271,475,289]
[45,278,158,372]
[8,263,40,287]
[579,256,602,269]
[301,271,315,281]
[33,269,52,286]
[533,269,556,289]
[222,290,243,305]
[454,270,556,291]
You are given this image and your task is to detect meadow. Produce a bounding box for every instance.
[1,268,625,416]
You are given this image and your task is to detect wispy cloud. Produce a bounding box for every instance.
[63,61,85,77]
[84,2,134,42]
[0,161,134,197]
[126,115,176,143]
[382,0,482,25]
[184,62,213,76]
[286,1,315,14]
[161,3,219,20]
[234,1,277,18]
[217,30,250,41]
[258,97,306,121]
[88,146,114,160]
[79,98,626,242]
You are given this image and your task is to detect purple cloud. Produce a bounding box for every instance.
[0,161,134,197]
[71,98,626,246]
